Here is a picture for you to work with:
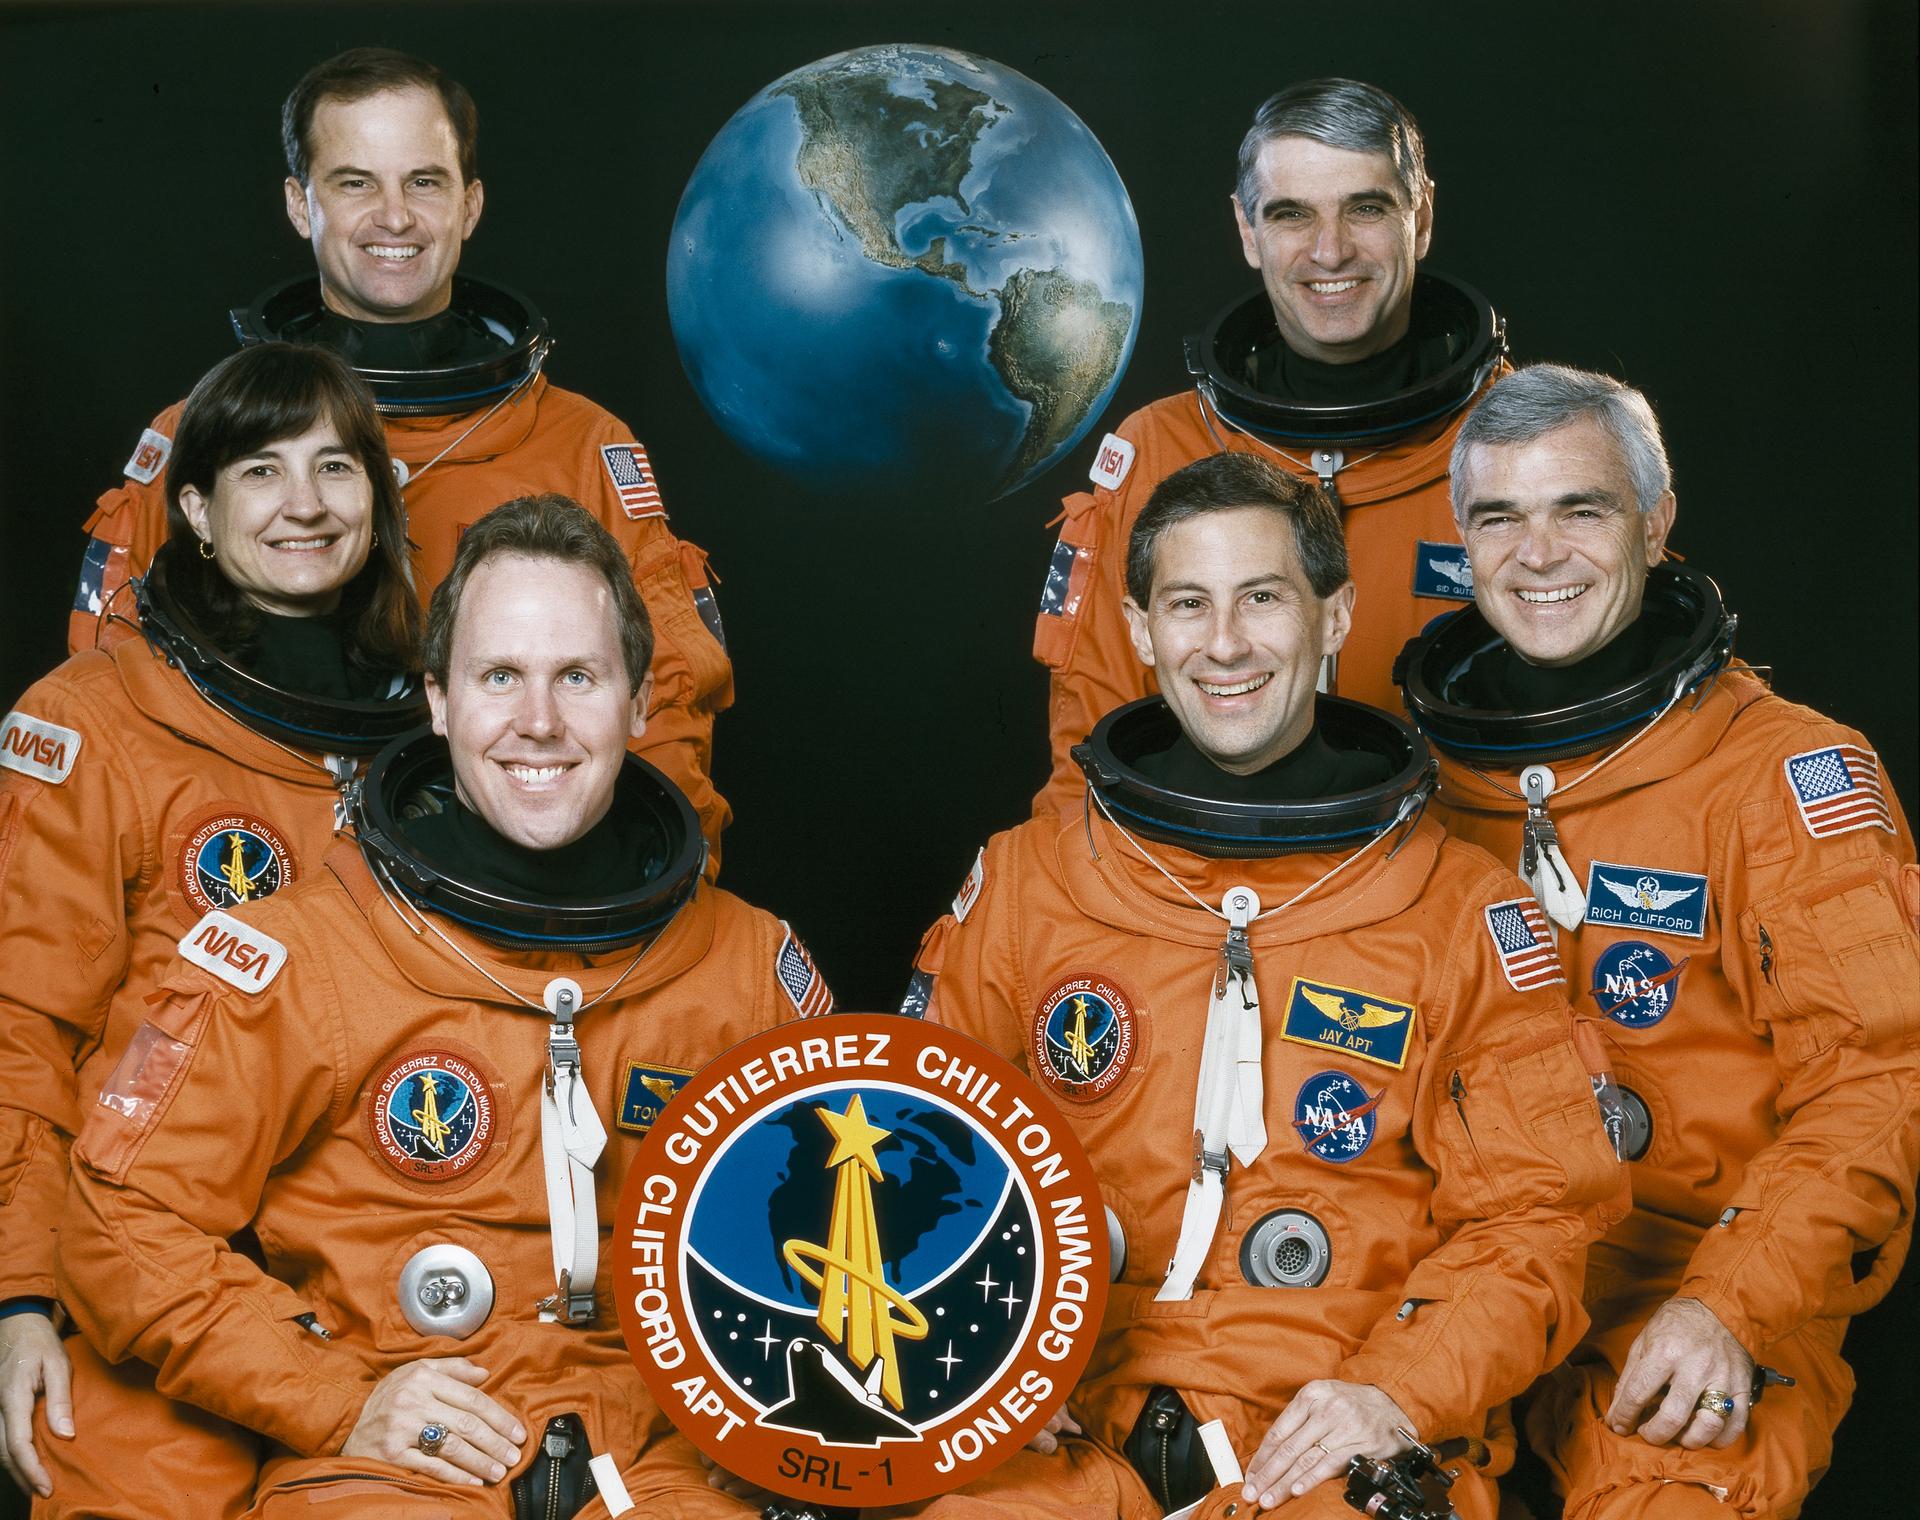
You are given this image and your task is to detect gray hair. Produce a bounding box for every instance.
[1236,78,1429,217]
[1450,364,1672,519]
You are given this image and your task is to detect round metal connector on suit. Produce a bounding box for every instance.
[1240,1209,1331,1288]
[398,1242,496,1339]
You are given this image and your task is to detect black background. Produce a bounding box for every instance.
[0,3,1913,1514]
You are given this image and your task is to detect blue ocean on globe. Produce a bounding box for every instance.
[687,1084,1016,1308]
[667,44,1144,500]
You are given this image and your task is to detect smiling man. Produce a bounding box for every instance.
[55,498,826,1518]
[1396,365,1920,1520]
[69,47,735,858]
[1034,78,1509,816]
[892,453,1622,1520]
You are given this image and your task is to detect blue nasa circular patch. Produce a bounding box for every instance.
[1292,1070,1378,1164]
[1590,941,1683,1029]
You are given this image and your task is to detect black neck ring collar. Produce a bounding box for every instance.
[353,729,705,952]
[1073,695,1435,859]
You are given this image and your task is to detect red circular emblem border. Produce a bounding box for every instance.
[1031,973,1138,1102]
[610,1015,1108,1509]
[177,808,296,918]
[364,1047,505,1190]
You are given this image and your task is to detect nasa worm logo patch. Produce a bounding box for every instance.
[1590,941,1688,1029]
[612,1016,1106,1509]
[366,1048,505,1188]
[179,810,294,917]
[1031,975,1137,1101]
[1292,1070,1380,1163]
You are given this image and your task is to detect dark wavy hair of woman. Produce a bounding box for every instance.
[161,342,421,673]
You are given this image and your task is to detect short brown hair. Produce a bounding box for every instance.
[424,496,652,693]
[282,48,479,186]
[163,343,420,673]
[1126,453,1349,606]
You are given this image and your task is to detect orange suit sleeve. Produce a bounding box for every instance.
[69,403,184,655]
[1680,731,1920,1352]
[58,940,378,1456]
[0,661,148,1301]
[1032,412,1163,820]
[1337,865,1625,1441]
[570,412,735,865]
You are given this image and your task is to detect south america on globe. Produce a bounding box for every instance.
[667,44,1144,501]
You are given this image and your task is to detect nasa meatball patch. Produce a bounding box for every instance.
[609,1016,1106,1508]
[1292,1070,1380,1163]
[1584,861,1708,939]
[366,1047,506,1188]
[1031,974,1137,1100]
[178,809,295,917]
[1590,941,1688,1029]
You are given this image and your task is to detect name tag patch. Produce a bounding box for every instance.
[1584,861,1709,939]
[0,710,82,784]
[1412,541,1475,600]
[617,1061,693,1135]
[177,909,288,993]
[1279,978,1415,1071]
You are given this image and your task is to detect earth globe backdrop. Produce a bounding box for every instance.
[666,44,1145,501]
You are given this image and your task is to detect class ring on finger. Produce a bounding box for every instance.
[1694,1389,1735,1417]
[419,1422,449,1456]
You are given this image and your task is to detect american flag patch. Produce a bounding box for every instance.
[1484,898,1565,991]
[600,443,665,520]
[775,924,833,1018]
[1785,745,1895,839]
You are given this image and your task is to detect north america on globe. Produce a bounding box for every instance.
[668,45,1144,500]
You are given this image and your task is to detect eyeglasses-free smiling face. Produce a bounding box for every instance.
[426,554,649,851]
[1459,417,1676,668]
[1124,506,1353,775]
[1233,135,1432,364]
[177,416,374,616]
[284,86,484,324]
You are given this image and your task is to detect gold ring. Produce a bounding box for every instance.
[1309,1439,1331,1458]
[1695,1388,1735,1417]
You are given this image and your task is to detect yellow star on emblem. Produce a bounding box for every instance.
[815,1094,892,1181]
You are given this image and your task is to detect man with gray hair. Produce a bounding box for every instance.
[1395,363,1920,1518]
[1033,77,1508,817]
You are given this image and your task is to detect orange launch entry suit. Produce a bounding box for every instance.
[56,836,824,1517]
[899,800,1623,1519]
[1,638,380,1518]
[1428,668,1920,1518]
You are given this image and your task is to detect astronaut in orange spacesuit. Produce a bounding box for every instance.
[1395,363,1920,1519]
[1033,77,1508,818]
[0,344,425,1517]
[55,498,829,1518]
[69,47,733,856]
[898,452,1621,1519]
